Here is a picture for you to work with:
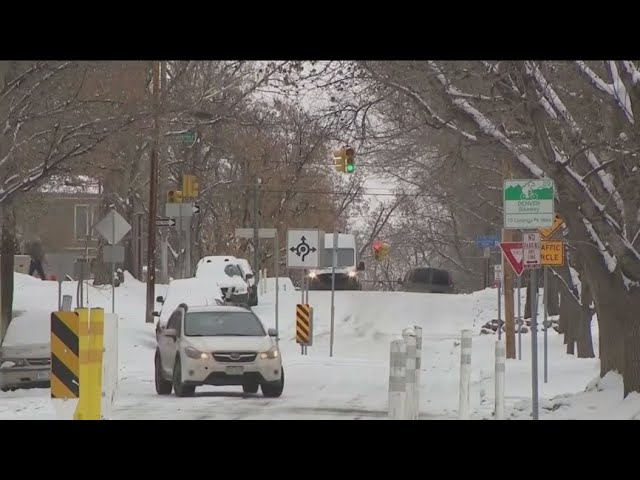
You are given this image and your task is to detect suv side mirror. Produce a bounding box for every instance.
[357,261,365,271]
[163,328,178,339]
[268,328,278,337]
[245,273,254,280]
[156,296,164,303]
[152,311,160,317]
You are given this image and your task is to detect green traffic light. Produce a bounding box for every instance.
[346,164,354,172]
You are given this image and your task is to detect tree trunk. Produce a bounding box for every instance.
[547,273,560,316]
[624,304,640,397]
[0,207,17,341]
[577,279,595,358]
[564,289,577,355]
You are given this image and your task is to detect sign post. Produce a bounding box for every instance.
[286,229,324,355]
[539,214,564,385]
[94,209,131,313]
[494,263,502,340]
[503,178,554,421]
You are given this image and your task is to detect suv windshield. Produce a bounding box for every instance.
[224,264,243,278]
[185,311,266,337]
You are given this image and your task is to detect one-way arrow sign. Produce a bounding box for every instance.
[499,241,524,276]
[156,218,176,227]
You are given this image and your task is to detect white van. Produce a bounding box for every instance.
[307,233,365,290]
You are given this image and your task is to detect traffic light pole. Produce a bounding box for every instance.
[330,231,337,358]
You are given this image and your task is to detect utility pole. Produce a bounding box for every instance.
[253,176,261,283]
[145,60,160,324]
[159,61,169,284]
[502,158,516,359]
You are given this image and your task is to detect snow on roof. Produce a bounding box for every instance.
[1,309,52,347]
[38,175,100,195]
[158,277,224,327]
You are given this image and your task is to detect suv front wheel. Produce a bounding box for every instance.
[172,356,196,397]
[261,368,284,398]
[155,351,173,395]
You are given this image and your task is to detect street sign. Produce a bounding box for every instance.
[476,235,499,248]
[523,232,541,269]
[156,218,176,227]
[541,241,564,266]
[182,130,196,144]
[494,264,502,282]
[504,179,555,229]
[499,242,524,276]
[286,229,325,269]
[94,209,131,245]
[539,214,564,239]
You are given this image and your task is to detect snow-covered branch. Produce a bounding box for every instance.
[583,218,618,273]
[427,61,545,178]
[575,61,634,124]
[525,62,625,218]
[622,61,640,85]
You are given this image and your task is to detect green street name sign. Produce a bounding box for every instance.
[503,179,555,229]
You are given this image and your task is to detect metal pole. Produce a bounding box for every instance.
[185,216,191,278]
[517,273,522,360]
[330,231,337,357]
[274,233,279,342]
[145,60,160,324]
[58,281,62,311]
[178,214,183,279]
[543,266,549,383]
[497,280,502,340]
[301,270,305,356]
[160,232,168,284]
[253,177,260,282]
[531,267,540,420]
[111,212,115,314]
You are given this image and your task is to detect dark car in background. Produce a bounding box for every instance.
[398,267,455,294]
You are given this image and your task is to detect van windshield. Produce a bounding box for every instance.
[322,248,355,267]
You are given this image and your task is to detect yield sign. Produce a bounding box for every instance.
[499,242,524,276]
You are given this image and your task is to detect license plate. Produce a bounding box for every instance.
[37,371,49,380]
[225,366,243,375]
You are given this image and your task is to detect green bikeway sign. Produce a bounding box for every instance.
[503,179,555,229]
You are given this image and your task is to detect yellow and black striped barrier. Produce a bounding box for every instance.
[296,304,313,348]
[50,311,80,400]
[50,307,106,420]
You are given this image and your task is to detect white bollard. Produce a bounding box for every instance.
[495,340,505,420]
[101,313,119,420]
[413,325,422,419]
[459,329,473,419]
[402,327,417,420]
[61,295,73,312]
[388,338,408,419]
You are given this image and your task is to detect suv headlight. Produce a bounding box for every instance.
[184,346,209,360]
[260,347,280,360]
[0,359,27,369]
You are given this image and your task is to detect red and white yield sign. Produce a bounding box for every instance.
[500,242,524,276]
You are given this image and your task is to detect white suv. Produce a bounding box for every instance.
[154,304,284,398]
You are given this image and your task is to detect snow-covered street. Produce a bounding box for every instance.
[2,272,638,420]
